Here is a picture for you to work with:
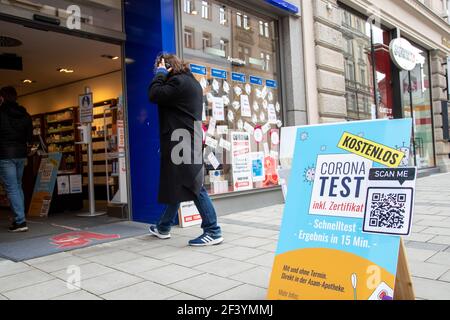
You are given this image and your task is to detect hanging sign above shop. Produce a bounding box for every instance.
[389,38,417,71]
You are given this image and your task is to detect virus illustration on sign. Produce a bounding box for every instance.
[358,132,365,138]
[396,142,410,167]
[320,145,327,152]
[303,166,316,184]
[300,132,309,141]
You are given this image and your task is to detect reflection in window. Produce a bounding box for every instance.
[220,38,229,56]
[219,7,227,25]
[184,0,194,14]
[184,27,194,49]
[201,1,210,20]
[202,32,212,50]
[237,12,242,27]
[341,7,373,120]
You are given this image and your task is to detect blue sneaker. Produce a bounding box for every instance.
[188,233,224,246]
[149,225,171,239]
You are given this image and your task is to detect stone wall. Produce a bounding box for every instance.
[313,0,347,123]
[431,50,450,172]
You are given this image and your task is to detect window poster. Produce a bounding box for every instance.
[212,97,225,121]
[231,131,253,191]
[28,153,62,217]
[251,152,265,182]
[240,95,252,118]
[268,119,414,300]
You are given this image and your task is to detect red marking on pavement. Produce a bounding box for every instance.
[50,231,120,249]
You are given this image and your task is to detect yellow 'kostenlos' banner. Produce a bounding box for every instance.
[337,132,404,168]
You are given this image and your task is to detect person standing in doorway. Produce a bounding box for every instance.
[148,54,223,246]
[0,86,33,232]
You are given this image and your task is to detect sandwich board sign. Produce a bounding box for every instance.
[267,119,415,300]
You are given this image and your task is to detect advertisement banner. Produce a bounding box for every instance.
[28,153,62,217]
[267,119,413,300]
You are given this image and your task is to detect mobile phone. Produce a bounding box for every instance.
[158,55,171,69]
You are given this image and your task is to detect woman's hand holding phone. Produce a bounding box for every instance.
[158,58,173,73]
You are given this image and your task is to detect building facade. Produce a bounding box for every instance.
[302,0,450,173]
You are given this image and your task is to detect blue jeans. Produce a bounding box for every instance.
[0,159,26,225]
[157,186,222,237]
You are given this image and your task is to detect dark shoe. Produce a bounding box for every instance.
[148,225,171,239]
[188,233,224,246]
[9,222,28,233]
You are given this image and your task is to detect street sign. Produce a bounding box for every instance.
[79,92,93,123]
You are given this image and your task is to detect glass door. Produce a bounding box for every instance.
[399,44,435,169]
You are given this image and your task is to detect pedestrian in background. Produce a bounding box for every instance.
[0,86,32,232]
[147,54,223,246]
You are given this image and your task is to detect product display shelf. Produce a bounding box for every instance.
[39,107,83,214]
[44,107,81,174]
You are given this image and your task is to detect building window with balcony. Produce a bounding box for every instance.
[184,27,194,49]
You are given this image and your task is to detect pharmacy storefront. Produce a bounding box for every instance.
[126,0,300,223]
[0,0,301,226]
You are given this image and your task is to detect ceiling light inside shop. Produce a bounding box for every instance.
[22,79,34,84]
[57,68,74,73]
[102,54,120,60]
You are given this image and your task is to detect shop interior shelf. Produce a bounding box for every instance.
[46,118,74,124]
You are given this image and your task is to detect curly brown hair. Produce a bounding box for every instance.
[155,54,190,75]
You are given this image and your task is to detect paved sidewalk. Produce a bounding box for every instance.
[0,173,449,300]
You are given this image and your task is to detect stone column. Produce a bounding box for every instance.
[431,50,450,172]
[313,0,347,123]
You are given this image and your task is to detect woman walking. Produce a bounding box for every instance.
[148,54,223,246]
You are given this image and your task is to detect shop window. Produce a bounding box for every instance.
[179,0,282,195]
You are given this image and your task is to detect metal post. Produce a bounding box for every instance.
[78,87,105,217]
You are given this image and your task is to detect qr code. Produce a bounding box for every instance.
[363,188,413,236]
[368,193,406,229]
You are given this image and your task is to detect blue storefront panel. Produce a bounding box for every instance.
[124,0,176,224]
